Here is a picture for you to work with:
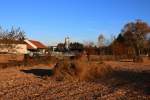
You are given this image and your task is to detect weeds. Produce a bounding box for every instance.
[53,58,113,81]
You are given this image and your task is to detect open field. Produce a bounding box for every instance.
[0,60,149,100]
[105,57,150,71]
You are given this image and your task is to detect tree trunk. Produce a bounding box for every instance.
[133,47,143,63]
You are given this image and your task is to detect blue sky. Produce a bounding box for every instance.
[0,0,150,45]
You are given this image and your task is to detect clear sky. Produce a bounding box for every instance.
[0,0,150,45]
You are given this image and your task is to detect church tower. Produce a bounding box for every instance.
[65,36,70,50]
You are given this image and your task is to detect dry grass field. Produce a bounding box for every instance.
[0,57,149,100]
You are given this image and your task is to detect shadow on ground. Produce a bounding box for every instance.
[104,70,150,95]
[113,70,150,83]
[21,68,53,77]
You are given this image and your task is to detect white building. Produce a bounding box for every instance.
[24,40,47,56]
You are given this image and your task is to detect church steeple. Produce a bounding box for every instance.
[65,36,70,50]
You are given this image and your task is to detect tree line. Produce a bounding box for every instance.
[1,20,150,62]
[54,20,150,61]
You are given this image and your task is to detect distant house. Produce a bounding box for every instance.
[24,40,47,56]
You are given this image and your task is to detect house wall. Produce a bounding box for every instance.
[14,44,27,54]
[0,44,27,54]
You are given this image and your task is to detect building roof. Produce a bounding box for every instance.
[25,40,47,50]
[26,43,35,50]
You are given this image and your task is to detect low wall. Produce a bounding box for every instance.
[0,54,24,63]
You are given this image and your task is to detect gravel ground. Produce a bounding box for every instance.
[0,63,149,100]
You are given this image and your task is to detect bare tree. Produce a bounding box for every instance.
[56,43,66,52]
[69,42,84,52]
[121,20,150,61]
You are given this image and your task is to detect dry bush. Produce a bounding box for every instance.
[53,58,113,81]
[0,63,8,69]
[53,60,78,81]
[74,60,113,81]
[89,55,101,61]
[133,56,143,63]
[96,55,116,61]
[24,55,56,66]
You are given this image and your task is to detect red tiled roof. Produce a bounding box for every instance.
[26,43,35,50]
[26,40,47,50]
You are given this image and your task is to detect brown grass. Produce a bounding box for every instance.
[75,60,113,81]
[53,57,113,81]
[53,60,78,81]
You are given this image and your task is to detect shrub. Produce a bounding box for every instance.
[74,60,113,81]
[53,59,113,81]
[53,60,78,81]
[133,56,143,63]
